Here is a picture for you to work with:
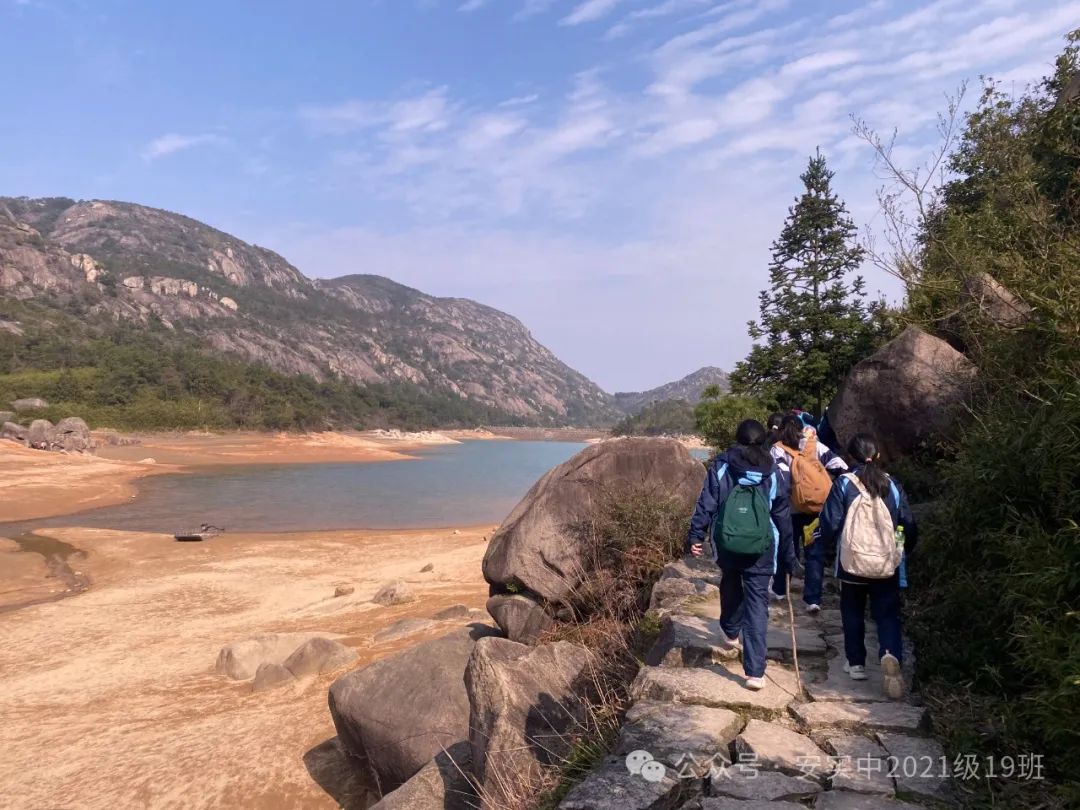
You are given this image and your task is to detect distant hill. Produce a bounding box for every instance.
[0,196,620,427]
[613,366,729,415]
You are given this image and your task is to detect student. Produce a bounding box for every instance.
[818,434,918,700]
[766,412,785,444]
[687,420,798,691]
[769,416,848,611]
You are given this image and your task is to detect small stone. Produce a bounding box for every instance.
[824,735,894,796]
[334,584,355,598]
[791,702,926,733]
[734,719,832,778]
[252,662,295,692]
[373,617,436,643]
[875,733,952,803]
[708,768,822,801]
[615,700,741,775]
[557,755,680,810]
[630,662,799,715]
[372,579,416,606]
[420,563,435,573]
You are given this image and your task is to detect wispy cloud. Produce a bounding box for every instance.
[561,0,622,26]
[457,0,490,11]
[141,132,224,162]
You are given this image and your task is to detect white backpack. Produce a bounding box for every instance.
[839,474,902,579]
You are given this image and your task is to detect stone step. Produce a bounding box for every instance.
[823,734,895,796]
[815,791,921,809]
[697,799,812,809]
[805,656,895,703]
[646,614,739,668]
[631,662,800,715]
[791,702,927,733]
[733,719,833,779]
[875,733,952,803]
[615,700,742,776]
[708,768,822,802]
[558,755,682,810]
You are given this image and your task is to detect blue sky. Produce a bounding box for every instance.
[1,0,1074,392]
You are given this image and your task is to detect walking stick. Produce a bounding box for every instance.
[786,574,804,696]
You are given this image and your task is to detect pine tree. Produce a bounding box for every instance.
[731,151,882,414]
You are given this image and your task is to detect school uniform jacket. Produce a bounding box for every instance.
[686,447,797,576]
[817,467,919,584]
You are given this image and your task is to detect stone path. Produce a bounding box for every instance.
[558,560,954,809]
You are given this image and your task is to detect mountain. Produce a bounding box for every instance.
[613,366,729,414]
[0,197,618,425]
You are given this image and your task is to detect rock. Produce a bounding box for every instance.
[962,272,1031,329]
[220,296,239,311]
[369,741,476,810]
[765,625,827,662]
[215,633,319,680]
[708,769,822,801]
[372,579,416,606]
[557,755,681,810]
[827,327,977,460]
[419,562,435,573]
[373,618,436,643]
[334,584,355,597]
[814,792,920,809]
[659,558,724,588]
[806,656,890,703]
[252,662,295,692]
[824,735,894,796]
[615,700,741,776]
[790,702,926,733]
[700,799,811,809]
[0,411,14,424]
[53,417,93,452]
[646,614,737,668]
[432,604,471,620]
[1,421,27,444]
[328,625,499,789]
[466,636,597,808]
[486,593,553,643]
[11,397,47,412]
[483,438,703,603]
[875,733,951,802]
[283,637,358,678]
[733,719,832,778]
[648,576,719,615]
[630,662,799,715]
[26,419,54,449]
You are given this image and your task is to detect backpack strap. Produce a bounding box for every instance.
[843,472,869,498]
[715,462,729,484]
[802,432,818,459]
[888,478,900,510]
[768,471,777,505]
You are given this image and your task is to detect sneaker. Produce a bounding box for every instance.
[721,633,742,651]
[881,653,904,699]
[769,590,785,603]
[843,661,868,681]
[805,603,821,615]
[745,676,765,690]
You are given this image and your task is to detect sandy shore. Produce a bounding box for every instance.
[0,524,495,810]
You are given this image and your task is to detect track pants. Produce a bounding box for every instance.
[840,577,903,666]
[719,569,771,678]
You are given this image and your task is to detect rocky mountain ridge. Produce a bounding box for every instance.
[0,196,618,424]
[613,366,729,414]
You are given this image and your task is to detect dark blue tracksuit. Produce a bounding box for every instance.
[687,448,797,678]
[818,469,918,666]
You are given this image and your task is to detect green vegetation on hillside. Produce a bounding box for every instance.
[609,398,695,437]
[692,385,773,450]
[0,300,507,431]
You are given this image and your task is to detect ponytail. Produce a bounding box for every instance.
[847,433,890,499]
[735,419,772,467]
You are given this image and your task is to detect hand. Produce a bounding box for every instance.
[690,543,703,558]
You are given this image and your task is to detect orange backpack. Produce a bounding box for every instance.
[779,433,833,514]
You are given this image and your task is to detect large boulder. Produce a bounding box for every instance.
[283,637,358,678]
[372,579,416,606]
[0,411,14,425]
[369,742,475,810]
[53,417,93,452]
[486,594,553,644]
[26,419,55,449]
[961,273,1031,329]
[2,421,27,444]
[483,438,703,605]
[11,397,47,412]
[328,625,499,791]
[465,636,598,808]
[827,327,977,460]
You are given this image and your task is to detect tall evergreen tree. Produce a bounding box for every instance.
[731,151,881,414]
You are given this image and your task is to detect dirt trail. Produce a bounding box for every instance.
[0,525,495,810]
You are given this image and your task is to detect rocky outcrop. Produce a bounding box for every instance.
[613,366,730,415]
[827,326,977,459]
[2,421,27,443]
[282,637,357,678]
[482,439,703,636]
[215,633,321,680]
[328,625,499,791]
[371,580,416,606]
[485,594,553,644]
[369,742,476,810]
[11,397,47,411]
[52,417,93,452]
[465,637,598,808]
[961,273,1031,329]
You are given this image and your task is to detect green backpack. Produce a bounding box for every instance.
[711,468,774,556]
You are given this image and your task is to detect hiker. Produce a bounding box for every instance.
[770,415,848,612]
[766,412,785,444]
[818,433,918,700]
[687,419,799,691]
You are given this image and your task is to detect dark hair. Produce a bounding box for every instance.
[735,419,772,467]
[848,433,890,499]
[778,415,804,453]
[766,412,784,443]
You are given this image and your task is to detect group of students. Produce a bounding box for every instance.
[686,409,917,698]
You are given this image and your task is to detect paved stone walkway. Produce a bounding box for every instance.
[558,559,953,809]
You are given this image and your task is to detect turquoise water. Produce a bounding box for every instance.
[9,440,594,533]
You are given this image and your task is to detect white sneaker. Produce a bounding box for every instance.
[881,653,904,699]
[769,590,785,603]
[805,603,821,615]
[745,676,765,690]
[722,633,742,651]
[843,661,868,681]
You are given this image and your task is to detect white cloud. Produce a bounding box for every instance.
[561,0,622,26]
[141,133,224,162]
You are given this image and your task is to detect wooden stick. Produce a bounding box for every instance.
[786,574,803,696]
